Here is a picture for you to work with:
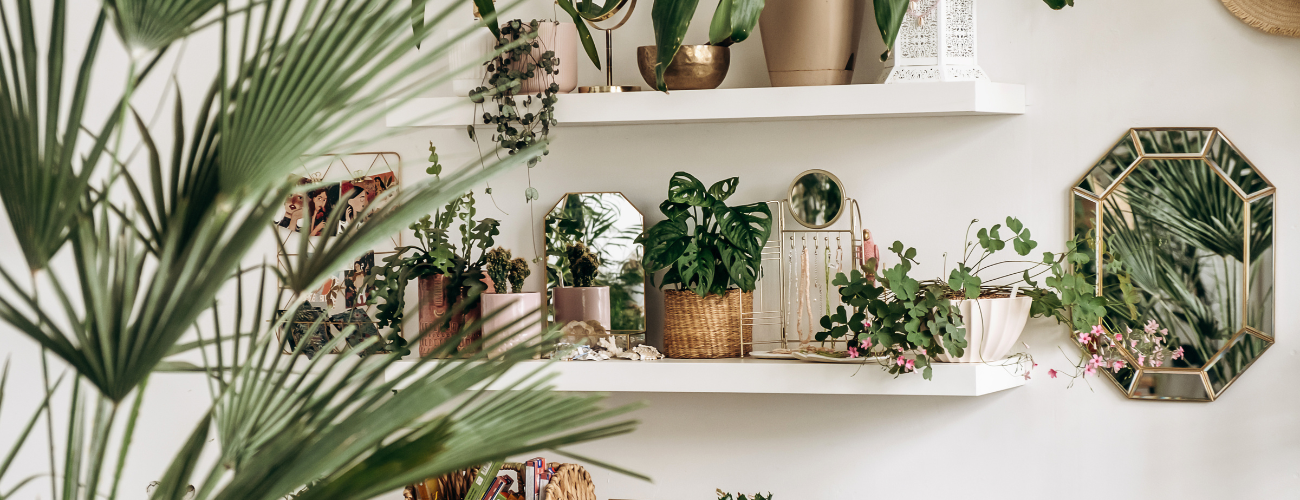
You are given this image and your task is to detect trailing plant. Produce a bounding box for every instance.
[470,18,559,204]
[638,172,773,297]
[508,257,532,293]
[567,242,601,287]
[649,0,766,90]
[717,489,773,500]
[371,190,500,332]
[487,247,513,290]
[0,0,641,499]
[817,218,1041,379]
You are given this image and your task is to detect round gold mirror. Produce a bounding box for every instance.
[787,169,845,229]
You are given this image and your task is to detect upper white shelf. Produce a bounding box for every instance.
[386,81,1026,128]
[388,358,1029,397]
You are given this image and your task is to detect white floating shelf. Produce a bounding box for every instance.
[388,358,1029,396]
[386,82,1025,128]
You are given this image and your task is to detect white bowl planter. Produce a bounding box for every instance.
[935,296,1032,363]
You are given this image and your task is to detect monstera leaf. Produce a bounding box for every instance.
[639,172,773,297]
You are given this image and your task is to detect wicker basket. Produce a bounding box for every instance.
[662,289,753,359]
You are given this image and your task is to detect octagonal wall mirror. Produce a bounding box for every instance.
[1072,128,1275,401]
[544,193,647,337]
[788,169,845,229]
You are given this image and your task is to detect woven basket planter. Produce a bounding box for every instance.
[663,289,753,359]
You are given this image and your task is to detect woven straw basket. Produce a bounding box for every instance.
[663,289,753,359]
[1220,0,1300,37]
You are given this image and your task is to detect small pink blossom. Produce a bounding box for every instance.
[896,356,906,367]
[847,347,860,358]
[1159,328,1169,336]
[1137,353,1146,366]
[1152,359,1163,368]
[1091,325,1105,336]
[1024,371,1032,380]
[1130,340,1138,349]
[1114,332,1124,343]
[1048,369,1058,379]
[1111,360,1125,373]
[1172,347,1185,360]
[1144,320,1159,334]
[917,347,927,355]
[862,337,874,349]
[1078,332,1092,344]
[1089,354,1105,368]
[905,359,916,372]
[1084,365,1096,376]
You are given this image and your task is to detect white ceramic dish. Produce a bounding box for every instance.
[748,350,800,360]
[792,352,885,364]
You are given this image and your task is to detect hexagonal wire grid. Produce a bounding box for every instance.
[1071,128,1275,401]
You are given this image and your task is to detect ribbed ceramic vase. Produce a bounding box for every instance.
[935,296,1032,362]
[448,24,496,96]
[516,21,578,94]
[481,292,542,357]
[552,286,610,330]
[758,0,867,86]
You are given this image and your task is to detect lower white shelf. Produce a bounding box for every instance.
[388,358,1029,397]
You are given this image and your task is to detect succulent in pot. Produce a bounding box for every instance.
[638,172,773,358]
[482,247,542,356]
[372,190,499,357]
[553,242,611,330]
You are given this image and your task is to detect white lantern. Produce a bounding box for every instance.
[880,0,989,83]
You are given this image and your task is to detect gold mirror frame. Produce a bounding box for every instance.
[543,192,647,337]
[1071,128,1275,401]
[787,169,846,229]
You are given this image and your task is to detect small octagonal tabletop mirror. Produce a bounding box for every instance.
[544,193,647,343]
[788,169,845,229]
[1072,128,1275,401]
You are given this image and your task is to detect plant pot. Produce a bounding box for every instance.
[635,45,730,91]
[553,286,611,331]
[662,289,753,359]
[417,274,483,357]
[481,292,543,357]
[513,21,579,95]
[449,23,497,96]
[935,296,1032,363]
[758,0,867,86]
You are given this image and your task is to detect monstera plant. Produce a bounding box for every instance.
[639,172,773,297]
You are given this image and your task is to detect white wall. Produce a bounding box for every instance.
[2,0,1300,498]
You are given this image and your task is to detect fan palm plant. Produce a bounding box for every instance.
[0,0,640,499]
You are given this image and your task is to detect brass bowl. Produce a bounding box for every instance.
[636,45,730,91]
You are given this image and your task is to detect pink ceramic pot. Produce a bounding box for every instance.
[481,292,543,357]
[553,286,610,330]
[509,21,578,94]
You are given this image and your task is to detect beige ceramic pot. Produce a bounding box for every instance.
[553,286,611,330]
[513,21,578,94]
[636,45,730,91]
[758,0,867,86]
[481,292,543,357]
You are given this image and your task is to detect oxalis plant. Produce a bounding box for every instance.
[0,1,643,499]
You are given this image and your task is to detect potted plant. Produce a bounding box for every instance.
[639,172,773,358]
[552,242,612,330]
[482,247,542,355]
[372,190,500,357]
[641,0,766,91]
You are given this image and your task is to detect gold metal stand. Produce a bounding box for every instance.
[576,0,641,93]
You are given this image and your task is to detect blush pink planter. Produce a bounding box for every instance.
[553,286,610,331]
[481,292,543,357]
[936,296,1033,363]
[512,21,578,94]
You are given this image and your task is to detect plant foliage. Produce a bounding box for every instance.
[648,0,764,91]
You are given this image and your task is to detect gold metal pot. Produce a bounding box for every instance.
[636,45,730,91]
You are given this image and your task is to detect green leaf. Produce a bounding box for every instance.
[667,171,710,206]
[874,0,909,52]
[1042,0,1074,9]
[651,0,703,91]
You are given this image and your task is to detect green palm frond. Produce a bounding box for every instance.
[103,0,225,50]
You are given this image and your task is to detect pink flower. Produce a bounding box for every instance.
[1084,365,1096,376]
[847,347,860,358]
[1078,332,1092,344]
[1111,360,1125,372]
[1137,353,1146,366]
[1114,332,1124,343]
[1048,369,1058,378]
[1091,325,1105,336]
[1159,328,1169,336]
[1144,320,1159,334]
[1024,371,1032,380]
[1089,354,1105,368]
[896,356,906,367]
[1172,347,1185,360]
[905,359,916,372]
[862,337,874,349]
[917,347,927,355]
[1152,359,1163,368]
[1130,340,1138,349]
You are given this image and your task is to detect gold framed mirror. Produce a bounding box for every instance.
[544,193,647,344]
[1072,128,1275,401]
[787,169,846,229]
